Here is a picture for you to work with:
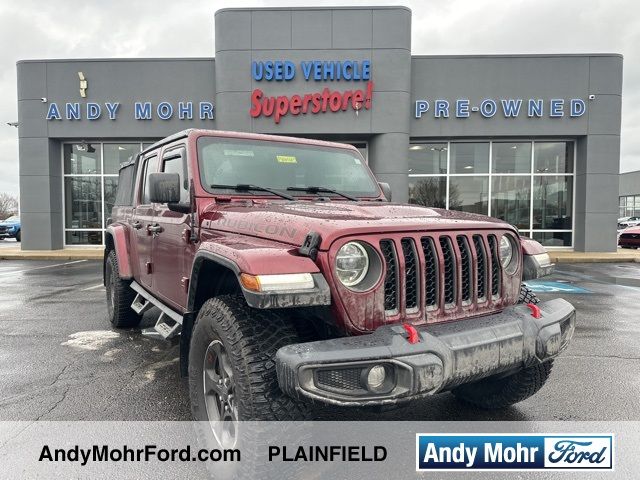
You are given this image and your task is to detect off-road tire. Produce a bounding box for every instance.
[15,231,20,242]
[189,294,315,421]
[189,295,315,480]
[105,250,141,328]
[451,284,553,409]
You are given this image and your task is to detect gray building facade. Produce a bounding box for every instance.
[619,170,640,217]
[16,6,623,251]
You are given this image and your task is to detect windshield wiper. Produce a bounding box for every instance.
[286,186,358,201]
[211,184,295,201]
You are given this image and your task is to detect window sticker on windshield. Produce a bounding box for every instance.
[276,155,297,163]
[224,149,254,157]
[354,158,361,164]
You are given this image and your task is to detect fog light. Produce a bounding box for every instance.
[366,365,386,389]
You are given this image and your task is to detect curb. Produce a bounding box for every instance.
[0,249,104,261]
[548,252,640,264]
[1,249,639,263]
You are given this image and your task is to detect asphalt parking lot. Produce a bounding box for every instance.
[0,259,638,421]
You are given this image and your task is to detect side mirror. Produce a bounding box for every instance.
[149,172,181,204]
[378,182,392,201]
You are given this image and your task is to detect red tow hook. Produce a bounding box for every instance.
[527,303,542,319]
[402,324,420,344]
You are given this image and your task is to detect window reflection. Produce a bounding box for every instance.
[533,176,573,230]
[64,177,102,229]
[408,143,447,175]
[491,176,531,229]
[409,178,446,208]
[64,144,101,174]
[449,176,489,215]
[534,142,573,173]
[104,144,139,175]
[492,142,531,174]
[450,142,489,174]
[408,140,574,246]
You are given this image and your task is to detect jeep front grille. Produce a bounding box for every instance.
[378,233,505,323]
[380,240,398,312]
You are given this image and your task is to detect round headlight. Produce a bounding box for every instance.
[336,242,369,287]
[499,236,513,268]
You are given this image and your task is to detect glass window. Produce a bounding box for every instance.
[104,144,140,174]
[492,142,531,174]
[533,232,572,247]
[491,176,531,229]
[635,196,640,216]
[409,177,446,208]
[198,138,379,197]
[534,142,573,173]
[163,154,189,203]
[65,231,102,245]
[450,142,489,174]
[408,143,447,175]
[64,177,102,229]
[64,143,101,174]
[103,177,119,222]
[141,156,160,204]
[449,176,488,215]
[533,176,573,230]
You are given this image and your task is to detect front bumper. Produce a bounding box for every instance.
[276,298,575,406]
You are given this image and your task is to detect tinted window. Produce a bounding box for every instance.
[114,164,136,206]
[162,149,189,203]
[141,156,159,204]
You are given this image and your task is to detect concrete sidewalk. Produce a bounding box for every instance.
[1,245,639,263]
[548,249,640,263]
[0,247,104,260]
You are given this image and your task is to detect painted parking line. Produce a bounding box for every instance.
[527,280,591,294]
[81,283,105,291]
[0,260,87,277]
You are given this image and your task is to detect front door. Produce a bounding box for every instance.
[152,145,193,310]
[132,154,159,289]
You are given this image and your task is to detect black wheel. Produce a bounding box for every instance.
[15,231,20,242]
[451,284,553,409]
[105,250,141,328]
[189,295,314,479]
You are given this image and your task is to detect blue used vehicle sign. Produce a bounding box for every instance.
[416,434,613,471]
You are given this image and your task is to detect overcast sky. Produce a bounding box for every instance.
[1,0,638,198]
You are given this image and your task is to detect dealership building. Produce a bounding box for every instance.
[620,170,640,218]
[16,6,623,251]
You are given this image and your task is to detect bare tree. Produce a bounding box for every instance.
[0,193,19,220]
[409,178,461,209]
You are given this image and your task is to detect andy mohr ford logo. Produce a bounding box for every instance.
[416,434,614,471]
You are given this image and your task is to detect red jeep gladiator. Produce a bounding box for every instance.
[105,129,575,428]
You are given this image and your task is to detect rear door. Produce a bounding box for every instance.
[152,145,193,310]
[131,153,159,289]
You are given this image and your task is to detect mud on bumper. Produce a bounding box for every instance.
[276,299,576,406]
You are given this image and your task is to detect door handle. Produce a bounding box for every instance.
[147,224,164,234]
[131,221,142,229]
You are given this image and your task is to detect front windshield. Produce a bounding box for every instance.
[4,216,18,222]
[197,137,379,197]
